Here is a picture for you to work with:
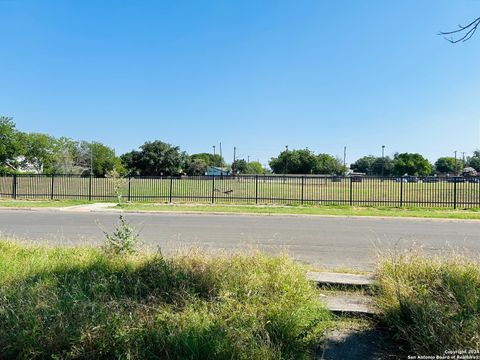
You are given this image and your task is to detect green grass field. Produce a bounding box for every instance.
[2,175,480,208]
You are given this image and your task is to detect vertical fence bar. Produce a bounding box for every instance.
[50,174,55,200]
[349,177,353,205]
[88,175,92,201]
[211,175,215,204]
[453,178,457,209]
[255,175,259,204]
[127,177,131,202]
[12,174,17,199]
[400,179,403,207]
[169,176,173,203]
[301,176,304,205]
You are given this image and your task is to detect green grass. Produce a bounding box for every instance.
[0,241,331,359]
[116,203,480,220]
[0,199,93,207]
[376,251,480,354]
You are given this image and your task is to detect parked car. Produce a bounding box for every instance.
[350,176,363,183]
[468,178,480,183]
[394,176,418,183]
[331,176,343,182]
[447,177,467,183]
[422,176,439,183]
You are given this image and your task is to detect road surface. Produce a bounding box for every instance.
[1,209,479,270]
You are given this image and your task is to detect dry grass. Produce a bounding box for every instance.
[0,241,331,360]
[376,250,480,354]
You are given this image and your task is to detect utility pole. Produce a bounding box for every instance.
[343,146,347,169]
[233,147,236,174]
[213,145,216,166]
[247,155,250,163]
[462,152,466,168]
[454,150,458,176]
[285,145,289,174]
[381,145,385,178]
[90,146,93,176]
[219,142,223,168]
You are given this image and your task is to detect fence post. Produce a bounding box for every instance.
[400,179,403,207]
[50,174,55,200]
[349,177,353,206]
[301,176,305,205]
[255,175,259,204]
[169,176,173,203]
[453,178,457,209]
[12,174,17,199]
[127,176,131,202]
[211,175,215,204]
[88,175,92,201]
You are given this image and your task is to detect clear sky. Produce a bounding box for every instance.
[1,0,480,166]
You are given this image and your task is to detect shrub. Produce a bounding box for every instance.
[101,215,140,255]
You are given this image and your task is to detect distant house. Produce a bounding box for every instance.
[5,156,43,174]
[206,166,231,176]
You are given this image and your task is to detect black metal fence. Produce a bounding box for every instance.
[1,174,480,208]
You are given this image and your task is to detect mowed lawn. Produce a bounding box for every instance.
[1,176,480,207]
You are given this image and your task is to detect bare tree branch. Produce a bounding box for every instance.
[439,16,480,43]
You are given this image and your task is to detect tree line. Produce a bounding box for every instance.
[1,117,480,177]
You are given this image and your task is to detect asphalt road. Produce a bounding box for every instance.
[1,209,479,270]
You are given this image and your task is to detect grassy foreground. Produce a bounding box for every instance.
[117,203,480,220]
[377,252,480,354]
[0,241,331,360]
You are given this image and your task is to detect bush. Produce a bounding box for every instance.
[101,215,140,255]
[0,241,331,359]
[376,251,480,354]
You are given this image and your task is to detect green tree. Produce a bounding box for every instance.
[434,157,463,175]
[189,153,224,167]
[467,151,480,172]
[121,140,186,176]
[392,153,433,176]
[350,156,376,174]
[246,161,264,174]
[0,117,22,171]
[313,154,346,175]
[371,156,393,176]
[50,137,81,174]
[270,149,345,175]
[232,160,264,174]
[232,159,248,174]
[269,149,317,174]
[185,158,208,175]
[19,133,57,173]
[78,141,121,177]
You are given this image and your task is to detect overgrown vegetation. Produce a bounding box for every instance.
[376,251,480,354]
[101,215,140,255]
[0,241,331,359]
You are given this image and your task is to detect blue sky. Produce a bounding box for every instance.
[1,0,480,166]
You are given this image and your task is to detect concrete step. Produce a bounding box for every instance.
[318,328,395,360]
[307,271,374,287]
[320,294,378,315]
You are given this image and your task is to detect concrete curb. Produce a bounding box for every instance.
[1,205,480,222]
